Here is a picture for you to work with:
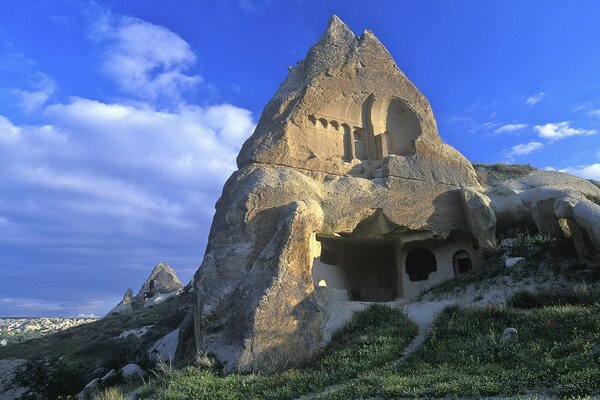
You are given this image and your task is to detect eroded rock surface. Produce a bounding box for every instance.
[109,263,183,315]
[194,16,496,372]
[476,165,600,264]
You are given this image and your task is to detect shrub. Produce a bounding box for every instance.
[13,357,88,400]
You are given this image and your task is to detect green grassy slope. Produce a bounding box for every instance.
[137,305,418,400]
[322,304,600,399]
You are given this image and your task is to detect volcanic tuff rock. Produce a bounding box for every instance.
[475,165,600,263]
[193,16,497,372]
[109,262,183,315]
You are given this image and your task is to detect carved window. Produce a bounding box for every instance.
[353,129,366,160]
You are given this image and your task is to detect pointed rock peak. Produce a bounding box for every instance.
[138,262,183,297]
[316,14,355,48]
[151,262,176,275]
[326,14,354,36]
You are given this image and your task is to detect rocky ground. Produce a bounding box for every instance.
[0,317,97,345]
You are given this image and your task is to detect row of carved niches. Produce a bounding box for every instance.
[307,96,421,163]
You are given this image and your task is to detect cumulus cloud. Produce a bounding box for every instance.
[91,11,201,101]
[534,121,596,141]
[0,99,255,316]
[0,4,258,317]
[0,116,22,142]
[561,164,600,181]
[505,141,544,159]
[526,92,545,106]
[494,123,528,134]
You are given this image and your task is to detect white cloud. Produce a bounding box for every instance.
[561,164,600,181]
[526,92,545,106]
[0,98,255,315]
[494,123,528,134]
[14,73,57,111]
[534,121,596,141]
[0,6,256,317]
[92,12,201,101]
[0,115,21,142]
[505,141,544,158]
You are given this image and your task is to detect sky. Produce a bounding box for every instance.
[1,1,599,317]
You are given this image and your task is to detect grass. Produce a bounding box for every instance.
[320,305,600,399]
[509,285,600,309]
[0,291,192,398]
[137,305,418,400]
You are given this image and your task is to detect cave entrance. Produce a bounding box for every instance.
[314,235,397,302]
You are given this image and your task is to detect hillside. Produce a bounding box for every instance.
[30,232,591,399]
[0,291,193,399]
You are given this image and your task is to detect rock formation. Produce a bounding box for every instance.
[193,16,498,372]
[109,262,183,315]
[475,165,600,264]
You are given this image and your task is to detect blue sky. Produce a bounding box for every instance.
[1,1,599,317]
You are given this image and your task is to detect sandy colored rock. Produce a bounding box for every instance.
[476,165,600,263]
[193,16,495,372]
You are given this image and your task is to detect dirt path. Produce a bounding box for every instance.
[295,300,453,400]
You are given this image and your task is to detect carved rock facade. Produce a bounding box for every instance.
[193,16,600,372]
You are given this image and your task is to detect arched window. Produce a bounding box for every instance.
[405,248,437,281]
[385,99,420,156]
[452,251,472,276]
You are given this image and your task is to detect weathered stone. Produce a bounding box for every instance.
[148,328,180,362]
[108,262,184,315]
[501,327,518,343]
[108,288,134,315]
[476,165,600,264]
[505,257,525,268]
[193,16,494,372]
[76,378,99,400]
[119,363,145,383]
[138,262,183,300]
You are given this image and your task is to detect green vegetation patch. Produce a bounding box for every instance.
[322,305,600,399]
[138,305,418,400]
[509,285,600,309]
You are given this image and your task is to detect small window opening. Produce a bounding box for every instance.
[353,129,366,160]
[452,250,472,276]
[405,248,437,281]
